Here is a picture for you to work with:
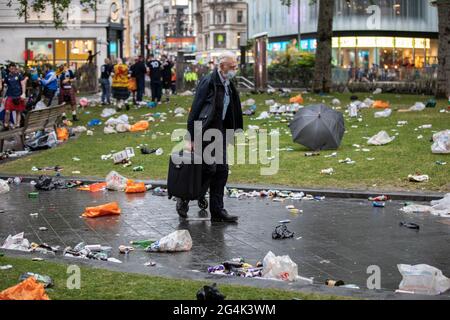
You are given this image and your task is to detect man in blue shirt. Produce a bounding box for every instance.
[39,64,58,107]
[1,63,28,130]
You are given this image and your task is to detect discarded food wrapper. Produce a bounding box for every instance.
[19,272,53,288]
[112,147,135,164]
[0,265,13,270]
[1,232,31,252]
[408,174,429,183]
[321,168,334,175]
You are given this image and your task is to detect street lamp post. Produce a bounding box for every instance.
[140,0,145,58]
[298,0,301,51]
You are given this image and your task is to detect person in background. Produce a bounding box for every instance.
[131,55,148,103]
[40,64,58,107]
[100,58,113,105]
[1,63,28,130]
[171,66,177,95]
[161,55,174,103]
[58,64,78,121]
[111,58,130,111]
[147,54,163,105]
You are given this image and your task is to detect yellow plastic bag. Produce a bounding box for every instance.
[0,277,50,300]
[82,202,121,218]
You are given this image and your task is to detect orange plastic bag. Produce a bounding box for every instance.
[125,182,146,193]
[77,182,107,192]
[289,95,304,104]
[130,121,149,132]
[373,100,390,109]
[0,277,50,300]
[56,127,69,141]
[82,202,121,218]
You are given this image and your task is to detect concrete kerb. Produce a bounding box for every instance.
[1,249,448,300]
[0,174,445,201]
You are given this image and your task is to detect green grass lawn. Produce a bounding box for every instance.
[0,256,346,300]
[0,92,448,192]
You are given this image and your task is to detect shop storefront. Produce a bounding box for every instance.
[268,36,437,69]
[332,36,438,69]
[25,38,97,70]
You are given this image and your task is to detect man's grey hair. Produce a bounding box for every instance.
[218,51,237,65]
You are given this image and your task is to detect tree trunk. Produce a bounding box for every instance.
[436,1,450,98]
[312,0,334,94]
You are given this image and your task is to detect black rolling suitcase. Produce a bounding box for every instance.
[167,151,203,201]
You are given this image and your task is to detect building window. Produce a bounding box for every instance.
[26,40,54,65]
[223,10,227,23]
[214,33,226,49]
[237,10,243,23]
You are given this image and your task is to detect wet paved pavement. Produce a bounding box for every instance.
[1,184,450,292]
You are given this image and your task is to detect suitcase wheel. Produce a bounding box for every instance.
[198,197,208,210]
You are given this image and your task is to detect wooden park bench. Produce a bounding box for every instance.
[0,103,66,152]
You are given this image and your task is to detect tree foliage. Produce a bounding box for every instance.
[7,0,96,28]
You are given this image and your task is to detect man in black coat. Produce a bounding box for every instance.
[177,52,243,223]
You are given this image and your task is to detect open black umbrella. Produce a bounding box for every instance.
[289,104,345,151]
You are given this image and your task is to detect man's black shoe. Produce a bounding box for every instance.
[211,209,238,223]
[176,198,189,218]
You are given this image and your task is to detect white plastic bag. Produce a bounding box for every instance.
[431,130,450,154]
[0,179,10,194]
[105,171,128,191]
[262,251,298,282]
[409,102,426,112]
[34,101,47,110]
[1,232,31,251]
[368,131,395,146]
[398,264,450,295]
[104,126,117,134]
[256,111,270,120]
[374,108,392,118]
[332,98,341,106]
[348,103,358,118]
[363,98,374,108]
[265,99,275,106]
[101,108,117,118]
[174,107,187,115]
[148,230,192,252]
[116,123,131,133]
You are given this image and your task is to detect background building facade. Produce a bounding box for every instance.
[0,0,127,71]
[248,0,439,70]
[127,0,195,58]
[194,0,247,62]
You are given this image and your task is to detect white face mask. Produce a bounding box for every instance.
[225,70,237,80]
